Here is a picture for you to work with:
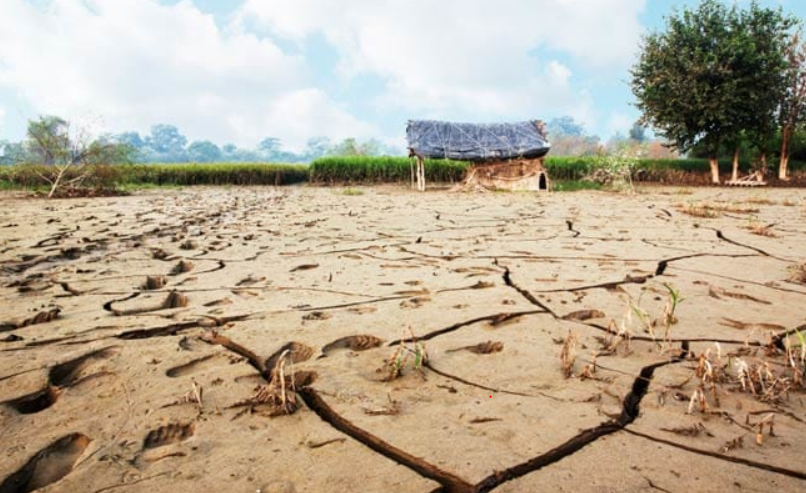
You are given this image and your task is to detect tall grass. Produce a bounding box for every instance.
[0,162,308,189]
[1,157,803,191]
[309,156,467,184]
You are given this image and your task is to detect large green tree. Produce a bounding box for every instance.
[778,32,806,180]
[632,0,795,184]
[731,3,797,179]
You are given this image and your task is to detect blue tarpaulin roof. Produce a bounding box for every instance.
[406,120,551,162]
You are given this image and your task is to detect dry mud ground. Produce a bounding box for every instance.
[1,186,805,493]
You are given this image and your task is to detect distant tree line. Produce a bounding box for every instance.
[0,120,403,165]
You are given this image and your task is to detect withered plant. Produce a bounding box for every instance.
[230,349,299,418]
[379,327,428,381]
[559,330,578,378]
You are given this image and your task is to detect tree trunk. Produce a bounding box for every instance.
[48,166,68,198]
[708,157,720,184]
[779,125,792,180]
[731,147,740,182]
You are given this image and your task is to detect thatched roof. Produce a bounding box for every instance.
[406,120,551,162]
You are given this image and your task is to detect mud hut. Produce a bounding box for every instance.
[406,120,551,192]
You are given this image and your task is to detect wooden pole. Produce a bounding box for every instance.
[417,156,425,192]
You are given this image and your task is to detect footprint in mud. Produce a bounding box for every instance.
[169,260,194,276]
[203,298,233,307]
[179,240,198,251]
[290,263,319,272]
[399,296,431,309]
[7,274,54,293]
[0,433,91,493]
[719,318,786,332]
[0,308,61,333]
[321,335,384,356]
[446,341,504,355]
[347,306,377,315]
[302,311,331,322]
[265,342,314,372]
[151,248,172,260]
[142,276,166,290]
[236,275,266,287]
[143,423,195,450]
[109,290,188,316]
[708,286,770,305]
[166,353,228,378]
[561,309,606,322]
[2,347,119,414]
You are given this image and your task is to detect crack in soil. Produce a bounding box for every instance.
[536,274,652,293]
[387,310,545,346]
[474,356,686,492]
[713,229,789,260]
[423,361,564,401]
[624,428,806,481]
[501,267,557,317]
[566,220,581,238]
[298,351,688,493]
[298,386,476,493]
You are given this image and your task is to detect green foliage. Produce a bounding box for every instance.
[586,147,639,193]
[631,0,797,161]
[309,156,467,183]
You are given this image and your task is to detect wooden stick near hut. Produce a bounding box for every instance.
[416,155,425,192]
[408,149,425,192]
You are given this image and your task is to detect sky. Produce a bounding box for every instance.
[0,0,804,152]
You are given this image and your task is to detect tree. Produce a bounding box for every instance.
[633,1,797,184]
[545,116,601,156]
[731,3,796,180]
[0,141,29,165]
[547,116,585,137]
[779,32,806,180]
[628,122,647,143]
[187,140,222,162]
[329,138,359,156]
[632,0,740,183]
[25,116,132,197]
[115,131,145,149]
[146,124,187,161]
[303,136,331,161]
[258,137,281,154]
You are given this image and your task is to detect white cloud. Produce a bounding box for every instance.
[0,0,375,150]
[238,0,646,127]
[0,0,648,147]
[0,106,5,131]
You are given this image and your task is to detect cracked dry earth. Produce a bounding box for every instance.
[1,186,805,493]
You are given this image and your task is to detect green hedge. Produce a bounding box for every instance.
[0,163,309,189]
[308,156,467,184]
[2,157,803,190]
